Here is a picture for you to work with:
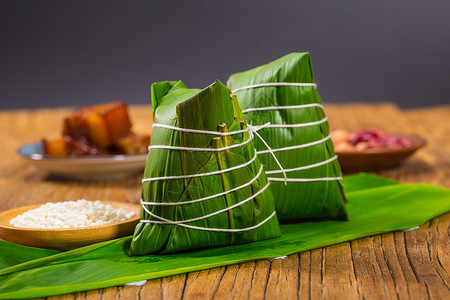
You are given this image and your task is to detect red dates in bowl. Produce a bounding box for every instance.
[330,129,426,172]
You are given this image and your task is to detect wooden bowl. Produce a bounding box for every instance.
[336,134,426,173]
[0,201,141,251]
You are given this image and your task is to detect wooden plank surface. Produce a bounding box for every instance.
[0,103,448,299]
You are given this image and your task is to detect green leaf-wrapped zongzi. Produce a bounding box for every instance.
[129,80,281,255]
[227,53,348,222]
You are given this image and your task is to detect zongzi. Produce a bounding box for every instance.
[227,52,348,222]
[129,80,281,255]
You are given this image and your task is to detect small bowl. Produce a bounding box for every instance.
[0,201,141,250]
[336,134,426,173]
[17,142,147,180]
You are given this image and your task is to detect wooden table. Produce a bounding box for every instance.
[0,103,449,299]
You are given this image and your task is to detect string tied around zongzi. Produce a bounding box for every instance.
[247,123,287,185]
[232,83,343,184]
[145,122,288,183]
[231,82,317,93]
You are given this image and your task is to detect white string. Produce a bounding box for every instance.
[142,149,258,182]
[141,181,270,225]
[251,129,287,185]
[147,123,269,152]
[152,123,249,136]
[265,155,339,174]
[148,134,254,152]
[257,134,331,154]
[268,177,343,182]
[144,122,287,184]
[231,82,317,94]
[141,164,264,206]
[242,103,323,114]
[231,81,341,184]
[140,211,277,233]
[250,117,328,129]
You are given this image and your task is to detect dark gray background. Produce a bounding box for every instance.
[1,0,449,109]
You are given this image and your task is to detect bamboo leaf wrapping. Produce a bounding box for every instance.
[129,80,281,255]
[227,53,347,221]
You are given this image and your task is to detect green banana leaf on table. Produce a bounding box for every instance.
[130,80,281,255]
[1,173,449,299]
[228,52,347,222]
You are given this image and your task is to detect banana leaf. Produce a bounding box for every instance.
[227,52,347,222]
[129,80,281,255]
[1,174,449,299]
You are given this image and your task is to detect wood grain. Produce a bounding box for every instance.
[0,103,448,300]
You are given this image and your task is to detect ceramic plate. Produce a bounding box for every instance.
[0,201,140,250]
[17,142,147,180]
[336,134,426,173]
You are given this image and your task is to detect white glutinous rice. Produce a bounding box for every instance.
[9,199,136,229]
